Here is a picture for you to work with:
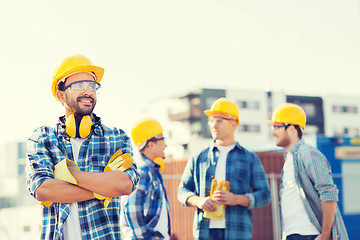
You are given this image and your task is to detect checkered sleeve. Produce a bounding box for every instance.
[26,126,59,198]
[300,146,339,202]
[249,152,271,208]
[177,153,198,206]
[122,169,151,239]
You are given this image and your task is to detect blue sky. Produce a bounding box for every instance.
[1,0,360,146]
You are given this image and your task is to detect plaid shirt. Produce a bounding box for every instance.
[121,154,171,240]
[280,139,349,240]
[26,114,140,240]
[177,142,271,240]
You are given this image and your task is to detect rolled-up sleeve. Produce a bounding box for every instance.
[301,149,339,202]
[177,155,197,206]
[26,127,56,198]
[248,153,271,208]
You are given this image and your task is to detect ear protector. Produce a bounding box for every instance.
[153,157,165,172]
[65,114,93,138]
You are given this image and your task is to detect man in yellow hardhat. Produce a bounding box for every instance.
[120,117,171,239]
[26,54,139,239]
[268,103,348,240]
[177,97,271,240]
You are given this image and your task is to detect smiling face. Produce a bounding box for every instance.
[57,72,97,117]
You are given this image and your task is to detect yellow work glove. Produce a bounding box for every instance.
[104,150,133,172]
[40,158,80,207]
[203,179,230,221]
[40,201,54,207]
[54,158,80,185]
[93,150,134,208]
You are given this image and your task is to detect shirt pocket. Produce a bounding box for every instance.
[87,155,108,172]
[234,161,251,193]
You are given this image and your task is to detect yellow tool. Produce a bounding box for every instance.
[203,179,230,221]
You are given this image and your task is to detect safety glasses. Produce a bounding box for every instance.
[271,123,291,130]
[60,80,101,94]
[149,137,165,142]
[208,117,235,126]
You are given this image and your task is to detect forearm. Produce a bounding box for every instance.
[71,170,134,197]
[320,201,337,236]
[234,194,250,207]
[186,195,201,208]
[35,179,94,203]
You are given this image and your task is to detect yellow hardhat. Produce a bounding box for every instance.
[267,103,306,129]
[51,54,104,100]
[131,118,163,147]
[204,97,239,123]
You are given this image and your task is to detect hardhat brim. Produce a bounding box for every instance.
[204,109,213,117]
[204,110,237,120]
[51,65,104,100]
[266,120,305,129]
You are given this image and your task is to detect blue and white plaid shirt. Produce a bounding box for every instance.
[281,139,349,240]
[26,114,140,240]
[121,154,171,240]
[177,142,271,240]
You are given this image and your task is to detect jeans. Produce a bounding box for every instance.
[209,229,225,240]
[286,234,318,240]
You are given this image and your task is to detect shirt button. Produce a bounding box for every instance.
[213,161,216,165]
[211,176,214,179]
[102,161,105,165]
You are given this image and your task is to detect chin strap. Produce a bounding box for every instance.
[65,114,93,138]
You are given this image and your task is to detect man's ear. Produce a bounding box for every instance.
[56,90,66,103]
[289,125,298,135]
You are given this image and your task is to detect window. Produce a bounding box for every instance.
[238,100,259,110]
[332,105,358,114]
[334,127,359,136]
[238,124,261,133]
[301,103,316,117]
[23,226,30,232]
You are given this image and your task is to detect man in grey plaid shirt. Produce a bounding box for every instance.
[268,103,348,240]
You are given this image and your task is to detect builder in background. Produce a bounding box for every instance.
[121,117,171,239]
[177,97,271,240]
[268,103,348,240]
[26,54,139,240]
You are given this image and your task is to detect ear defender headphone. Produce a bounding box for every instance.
[153,157,165,172]
[65,114,93,138]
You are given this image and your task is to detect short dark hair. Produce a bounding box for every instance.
[57,80,66,91]
[284,124,303,139]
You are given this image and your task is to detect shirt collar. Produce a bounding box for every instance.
[290,138,304,155]
[141,154,161,170]
[209,141,243,152]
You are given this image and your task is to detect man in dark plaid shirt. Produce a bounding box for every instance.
[121,118,171,239]
[177,98,271,240]
[26,54,139,240]
[268,103,348,240]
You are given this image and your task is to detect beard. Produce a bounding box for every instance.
[65,94,96,116]
[276,134,291,148]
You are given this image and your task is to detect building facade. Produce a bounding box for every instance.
[150,88,360,158]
